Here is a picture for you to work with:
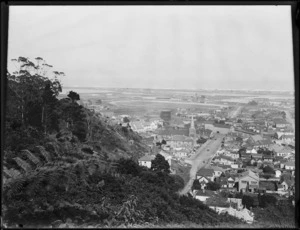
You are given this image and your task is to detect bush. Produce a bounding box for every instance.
[258,194,277,208]
[263,165,275,174]
[242,195,252,209]
[206,181,221,191]
[116,158,143,177]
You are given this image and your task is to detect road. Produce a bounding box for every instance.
[284,110,295,132]
[229,105,243,119]
[179,134,225,195]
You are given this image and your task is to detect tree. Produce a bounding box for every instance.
[197,138,207,144]
[192,179,202,190]
[242,195,255,209]
[72,121,88,142]
[263,165,275,174]
[7,57,63,132]
[117,158,142,176]
[206,181,221,191]
[123,117,130,123]
[161,139,166,145]
[67,91,80,103]
[151,154,170,173]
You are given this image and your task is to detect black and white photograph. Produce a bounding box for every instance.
[2,3,298,228]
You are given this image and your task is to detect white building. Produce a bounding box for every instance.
[138,155,156,168]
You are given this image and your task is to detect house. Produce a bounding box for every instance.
[253,139,273,148]
[214,163,232,171]
[231,163,240,169]
[240,153,251,161]
[228,152,239,159]
[138,155,156,168]
[143,121,158,132]
[208,165,225,178]
[279,134,295,144]
[246,148,257,154]
[263,155,274,163]
[217,176,235,189]
[279,159,288,169]
[284,161,295,170]
[206,197,230,213]
[276,148,291,157]
[198,177,211,189]
[196,168,215,181]
[279,178,295,191]
[237,170,259,193]
[194,190,214,203]
[167,135,194,148]
[248,135,264,144]
[213,155,235,165]
[273,119,289,128]
[173,148,189,158]
[251,153,263,160]
[227,198,243,210]
[130,121,145,133]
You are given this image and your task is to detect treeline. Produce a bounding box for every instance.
[5,57,88,150]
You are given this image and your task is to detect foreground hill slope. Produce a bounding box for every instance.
[4,57,244,227]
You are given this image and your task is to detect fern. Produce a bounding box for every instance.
[35,146,52,162]
[13,157,32,172]
[22,150,41,167]
[7,168,21,178]
[5,176,27,199]
[25,170,48,196]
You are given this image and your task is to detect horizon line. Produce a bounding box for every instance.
[62,86,294,92]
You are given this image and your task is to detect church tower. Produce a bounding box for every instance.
[189,115,196,138]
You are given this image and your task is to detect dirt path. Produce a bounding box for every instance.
[179,134,224,195]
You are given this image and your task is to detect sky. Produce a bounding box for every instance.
[7,5,294,91]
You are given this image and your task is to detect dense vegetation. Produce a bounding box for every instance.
[222,191,296,227]
[3,57,245,227]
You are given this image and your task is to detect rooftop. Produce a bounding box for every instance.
[214,123,231,129]
[196,168,214,177]
[138,155,156,161]
[158,129,189,137]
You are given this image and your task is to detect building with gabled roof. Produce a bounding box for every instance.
[237,170,259,193]
[138,155,156,168]
[196,168,215,181]
[284,161,295,170]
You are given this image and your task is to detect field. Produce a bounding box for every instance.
[108,100,219,116]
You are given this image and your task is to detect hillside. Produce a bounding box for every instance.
[3,57,245,227]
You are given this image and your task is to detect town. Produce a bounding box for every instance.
[76,87,295,224]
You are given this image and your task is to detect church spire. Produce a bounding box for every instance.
[189,115,196,137]
[191,115,195,129]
